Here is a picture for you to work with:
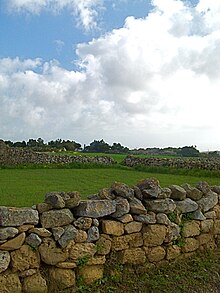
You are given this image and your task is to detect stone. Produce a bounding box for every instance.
[95,235,112,255]
[182,221,200,237]
[159,188,172,199]
[19,269,38,278]
[0,251,10,273]
[133,186,143,201]
[39,238,68,265]
[111,235,130,251]
[204,211,216,219]
[213,205,220,219]
[133,212,156,224]
[181,183,203,201]
[18,224,35,233]
[102,220,124,236]
[136,178,160,191]
[26,233,42,249]
[211,186,220,194]
[98,188,114,200]
[93,219,99,227]
[74,200,116,218]
[87,226,100,242]
[10,244,40,272]
[169,185,186,200]
[164,223,180,243]
[128,232,143,248]
[111,197,130,218]
[45,192,65,209]
[142,187,161,199]
[75,230,88,243]
[56,262,77,269]
[144,198,176,214]
[191,210,206,221]
[214,220,220,234]
[175,198,198,213]
[22,273,47,293]
[36,203,52,213]
[196,181,211,194]
[147,246,166,263]
[87,256,106,265]
[68,242,96,261]
[74,217,93,230]
[0,232,26,251]
[166,245,181,260]
[0,227,19,240]
[0,272,22,293]
[143,225,167,246]
[124,221,142,234]
[64,191,81,208]
[0,207,39,226]
[49,268,75,291]
[201,219,214,233]
[197,234,214,246]
[111,182,134,200]
[40,208,74,228]
[182,238,199,253]
[58,225,78,248]
[119,248,146,264]
[29,228,52,237]
[129,197,147,215]
[156,213,172,226]
[117,214,133,223]
[197,191,218,212]
[77,265,104,285]
[52,227,65,241]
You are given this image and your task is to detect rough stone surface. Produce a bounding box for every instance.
[52,227,64,241]
[74,200,116,218]
[156,213,172,226]
[0,251,10,273]
[74,217,93,230]
[22,273,48,293]
[111,235,130,251]
[117,214,133,223]
[0,232,26,251]
[102,220,124,236]
[74,230,88,243]
[196,181,211,194]
[182,238,199,253]
[18,224,35,233]
[166,245,181,260]
[182,221,200,237]
[10,244,40,272]
[147,246,166,263]
[95,235,112,255]
[164,223,180,243]
[78,265,104,285]
[129,197,147,215]
[45,192,65,209]
[40,209,74,228]
[25,233,42,249]
[0,207,39,227]
[0,272,22,293]
[29,228,52,237]
[201,219,214,233]
[18,269,38,278]
[64,191,81,208]
[133,213,156,224]
[0,227,19,241]
[191,210,206,221]
[111,182,134,200]
[175,198,198,213]
[159,188,172,199]
[144,198,176,214]
[143,225,167,246]
[49,268,75,291]
[56,262,77,269]
[204,211,216,219]
[128,232,143,248]
[119,248,146,264]
[68,242,96,261]
[87,226,100,242]
[39,238,68,265]
[58,225,78,248]
[169,185,186,200]
[87,256,106,265]
[182,183,203,201]
[36,203,52,213]
[111,197,130,218]
[197,191,218,212]
[124,221,142,234]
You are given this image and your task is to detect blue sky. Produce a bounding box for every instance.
[0,0,219,151]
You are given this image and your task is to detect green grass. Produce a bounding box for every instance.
[0,167,220,207]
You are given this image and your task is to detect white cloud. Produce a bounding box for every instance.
[1,0,220,150]
[5,0,103,31]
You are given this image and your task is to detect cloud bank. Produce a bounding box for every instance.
[1,0,220,150]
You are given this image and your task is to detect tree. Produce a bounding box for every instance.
[178,146,200,157]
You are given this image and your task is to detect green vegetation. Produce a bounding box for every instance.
[0,167,220,207]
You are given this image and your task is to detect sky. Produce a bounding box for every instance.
[0,0,220,151]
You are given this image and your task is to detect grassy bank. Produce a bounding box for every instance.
[0,167,220,207]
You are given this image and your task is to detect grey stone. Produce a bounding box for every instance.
[156,213,172,226]
[26,233,42,249]
[40,209,74,228]
[45,193,65,209]
[142,187,161,199]
[196,181,211,194]
[136,178,160,191]
[169,185,186,200]
[0,227,19,240]
[92,219,99,227]
[164,223,181,243]
[133,186,143,201]
[64,191,81,208]
[36,203,52,213]
[191,210,206,221]
[175,198,198,213]
[197,191,218,212]
[74,200,116,218]
[129,197,147,215]
[211,186,220,195]
[159,188,171,199]
[87,226,100,242]
[98,188,115,200]
[52,227,65,241]
[204,211,216,219]
[111,197,130,218]
[144,198,176,214]
[182,183,203,201]
[58,225,78,248]
[0,251,10,273]
[133,213,156,224]
[74,217,93,230]
[0,207,39,227]
[111,182,135,200]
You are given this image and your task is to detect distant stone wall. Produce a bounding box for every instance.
[1,178,220,292]
[0,141,114,166]
[123,155,220,171]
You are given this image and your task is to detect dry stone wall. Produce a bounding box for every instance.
[0,141,114,166]
[1,179,220,292]
[123,155,220,171]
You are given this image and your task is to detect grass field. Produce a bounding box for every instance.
[1,167,220,207]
